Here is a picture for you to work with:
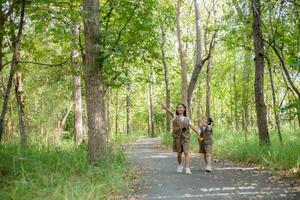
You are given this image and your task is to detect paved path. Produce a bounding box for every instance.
[127,137,300,200]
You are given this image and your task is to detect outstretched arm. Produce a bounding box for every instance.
[189,123,200,135]
[162,105,174,118]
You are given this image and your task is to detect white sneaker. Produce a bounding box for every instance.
[186,168,191,175]
[177,165,183,173]
[205,165,212,172]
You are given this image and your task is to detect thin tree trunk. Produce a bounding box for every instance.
[107,89,111,134]
[72,59,83,145]
[126,64,131,135]
[72,27,84,146]
[0,0,26,143]
[267,62,283,144]
[242,50,250,133]
[115,89,119,135]
[251,0,270,145]
[196,85,202,123]
[55,104,73,143]
[205,59,211,117]
[83,0,108,162]
[14,68,26,146]
[160,25,171,132]
[233,61,239,130]
[148,65,155,137]
[0,3,4,72]
[176,0,188,107]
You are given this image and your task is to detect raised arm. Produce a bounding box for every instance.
[199,116,208,127]
[162,105,174,117]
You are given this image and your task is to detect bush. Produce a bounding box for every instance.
[0,141,133,199]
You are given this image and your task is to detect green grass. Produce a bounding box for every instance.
[159,127,300,176]
[0,139,137,200]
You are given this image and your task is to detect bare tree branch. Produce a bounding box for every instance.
[114,0,141,47]
[1,52,76,71]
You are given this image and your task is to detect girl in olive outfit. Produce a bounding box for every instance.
[162,104,200,175]
[198,116,213,172]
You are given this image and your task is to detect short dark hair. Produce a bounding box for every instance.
[175,103,187,117]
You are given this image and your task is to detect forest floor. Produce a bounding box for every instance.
[126,137,300,200]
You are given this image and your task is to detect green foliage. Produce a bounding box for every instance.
[0,141,133,199]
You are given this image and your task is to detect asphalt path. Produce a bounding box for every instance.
[126,137,300,200]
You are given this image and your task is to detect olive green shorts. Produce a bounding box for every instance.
[173,138,189,154]
[199,141,212,154]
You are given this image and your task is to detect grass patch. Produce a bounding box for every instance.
[159,127,300,177]
[0,140,135,200]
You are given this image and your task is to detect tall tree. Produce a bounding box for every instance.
[125,63,131,135]
[187,0,216,115]
[251,0,270,145]
[176,0,188,107]
[14,66,26,145]
[0,0,26,144]
[83,0,108,162]
[160,25,171,132]
[115,89,119,135]
[203,0,217,117]
[71,27,84,145]
[267,60,283,144]
[148,65,155,137]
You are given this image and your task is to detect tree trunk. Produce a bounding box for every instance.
[160,26,171,132]
[107,89,111,134]
[176,0,188,107]
[55,104,73,143]
[0,0,26,143]
[14,68,26,146]
[72,57,83,145]
[148,65,155,137]
[115,89,119,135]
[83,0,108,162]
[72,27,84,146]
[242,50,250,133]
[268,63,283,144]
[205,59,211,117]
[233,61,239,130]
[187,0,216,115]
[196,81,202,124]
[187,0,202,114]
[126,64,131,135]
[0,3,4,72]
[251,0,270,145]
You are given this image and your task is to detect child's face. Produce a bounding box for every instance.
[176,105,185,114]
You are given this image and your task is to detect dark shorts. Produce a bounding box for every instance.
[173,138,189,154]
[199,141,212,154]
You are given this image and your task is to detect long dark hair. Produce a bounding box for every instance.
[175,103,187,117]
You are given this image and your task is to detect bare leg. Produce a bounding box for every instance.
[203,153,207,164]
[206,153,211,166]
[177,153,182,165]
[205,153,212,172]
[184,151,190,169]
